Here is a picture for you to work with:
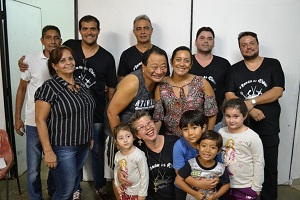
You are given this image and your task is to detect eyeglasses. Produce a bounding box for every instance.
[136,120,153,132]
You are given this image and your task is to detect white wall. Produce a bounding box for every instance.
[0,0,75,175]
[78,0,300,184]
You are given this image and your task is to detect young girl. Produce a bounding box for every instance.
[175,130,230,200]
[173,109,219,199]
[113,123,149,200]
[219,98,264,200]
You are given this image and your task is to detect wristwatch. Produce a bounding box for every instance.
[251,98,256,105]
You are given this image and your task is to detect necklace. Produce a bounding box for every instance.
[171,78,190,98]
[145,146,162,193]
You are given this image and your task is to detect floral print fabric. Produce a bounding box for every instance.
[154,76,218,137]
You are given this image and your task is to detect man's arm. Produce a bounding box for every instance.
[107,87,115,101]
[18,56,28,72]
[244,87,284,111]
[14,79,28,136]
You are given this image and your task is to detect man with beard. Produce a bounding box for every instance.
[225,31,285,200]
[63,15,117,199]
[189,27,231,131]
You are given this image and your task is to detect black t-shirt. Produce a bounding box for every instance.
[226,58,285,146]
[138,135,178,200]
[63,39,117,123]
[117,45,170,77]
[190,55,230,123]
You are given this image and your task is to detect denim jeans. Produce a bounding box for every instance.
[26,125,43,200]
[50,143,89,200]
[91,123,106,189]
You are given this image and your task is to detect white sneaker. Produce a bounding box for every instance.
[73,190,81,200]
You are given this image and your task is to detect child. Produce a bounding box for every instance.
[173,109,219,199]
[175,130,230,200]
[219,98,264,200]
[113,123,149,200]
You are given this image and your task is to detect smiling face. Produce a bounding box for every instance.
[198,139,219,163]
[171,50,192,76]
[133,116,157,142]
[133,19,153,44]
[182,124,206,148]
[52,49,75,76]
[142,53,168,83]
[41,29,62,53]
[224,107,247,133]
[79,21,100,46]
[115,130,134,151]
[239,35,259,60]
[195,31,214,53]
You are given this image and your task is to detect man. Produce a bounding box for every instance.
[63,15,117,199]
[117,14,169,81]
[14,25,62,200]
[189,27,231,131]
[225,31,285,200]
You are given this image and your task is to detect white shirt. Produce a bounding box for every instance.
[21,51,50,126]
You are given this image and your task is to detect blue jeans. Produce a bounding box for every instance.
[50,144,89,200]
[26,125,43,200]
[91,123,106,189]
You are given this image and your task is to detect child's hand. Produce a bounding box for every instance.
[206,192,217,200]
[198,177,218,190]
[118,169,133,187]
[193,190,204,200]
[138,196,146,200]
[117,186,124,195]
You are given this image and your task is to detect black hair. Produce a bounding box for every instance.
[113,122,133,139]
[42,25,61,38]
[141,46,168,66]
[196,27,215,39]
[238,31,259,46]
[222,98,248,118]
[170,46,192,64]
[196,130,223,151]
[179,109,208,129]
[79,15,100,30]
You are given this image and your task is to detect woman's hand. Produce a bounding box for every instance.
[117,169,133,187]
[90,139,94,150]
[44,150,57,169]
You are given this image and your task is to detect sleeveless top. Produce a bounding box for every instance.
[104,69,155,137]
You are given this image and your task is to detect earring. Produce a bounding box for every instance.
[138,139,143,146]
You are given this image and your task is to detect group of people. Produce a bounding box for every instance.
[14,13,284,200]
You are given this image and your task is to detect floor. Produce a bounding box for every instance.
[1,163,300,200]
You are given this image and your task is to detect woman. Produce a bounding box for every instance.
[35,46,95,200]
[154,46,218,137]
[104,46,168,198]
[126,110,177,200]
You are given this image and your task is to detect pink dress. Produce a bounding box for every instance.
[153,76,218,137]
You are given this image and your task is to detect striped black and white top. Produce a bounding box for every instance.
[35,75,95,146]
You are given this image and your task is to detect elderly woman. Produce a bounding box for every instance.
[35,46,95,200]
[120,110,177,200]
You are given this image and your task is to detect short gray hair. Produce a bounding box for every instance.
[133,14,152,28]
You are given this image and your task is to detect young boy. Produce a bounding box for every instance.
[113,123,149,200]
[175,130,230,200]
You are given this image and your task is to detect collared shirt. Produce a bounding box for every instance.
[35,75,95,146]
[21,51,50,126]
